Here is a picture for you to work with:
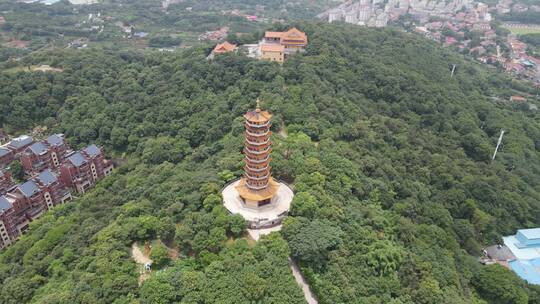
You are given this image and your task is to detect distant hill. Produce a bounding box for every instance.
[1,23,540,304]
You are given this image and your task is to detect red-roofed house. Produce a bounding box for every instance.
[444,37,457,46]
[510,96,527,103]
[210,41,237,57]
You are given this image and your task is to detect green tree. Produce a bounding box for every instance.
[473,265,528,304]
[290,191,318,218]
[228,214,246,237]
[150,243,171,269]
[9,160,24,181]
[282,217,342,267]
[203,194,222,211]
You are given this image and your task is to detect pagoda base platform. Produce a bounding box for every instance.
[222,179,293,229]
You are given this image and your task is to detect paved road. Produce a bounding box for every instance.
[289,258,318,304]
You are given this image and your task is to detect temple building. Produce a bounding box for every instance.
[222,98,293,232]
[259,27,307,63]
[208,41,237,59]
[235,100,280,208]
[260,44,285,64]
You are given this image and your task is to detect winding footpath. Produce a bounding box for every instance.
[288,258,318,304]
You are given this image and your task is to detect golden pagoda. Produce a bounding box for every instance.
[235,99,279,208]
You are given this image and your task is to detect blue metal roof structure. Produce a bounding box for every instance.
[504,228,540,285]
[46,134,64,146]
[9,135,32,149]
[510,259,540,285]
[0,195,11,211]
[84,144,101,157]
[516,228,540,246]
[17,181,40,198]
[0,147,9,157]
[36,169,57,186]
[68,152,86,167]
[29,142,48,155]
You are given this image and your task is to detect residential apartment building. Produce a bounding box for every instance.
[0,135,33,169]
[0,194,31,249]
[0,139,112,250]
[0,170,14,194]
[0,169,72,250]
[0,147,14,168]
[7,135,33,155]
[59,144,113,194]
[20,134,70,175]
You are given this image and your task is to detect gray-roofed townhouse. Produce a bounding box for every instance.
[35,169,72,208]
[7,135,33,154]
[20,134,70,175]
[0,195,13,248]
[0,146,14,168]
[0,170,14,194]
[59,145,113,194]
[0,192,32,250]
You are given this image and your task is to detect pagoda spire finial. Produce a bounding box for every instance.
[255,98,261,112]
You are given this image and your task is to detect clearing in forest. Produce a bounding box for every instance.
[131,242,152,285]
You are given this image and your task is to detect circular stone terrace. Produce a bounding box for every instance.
[222,179,293,229]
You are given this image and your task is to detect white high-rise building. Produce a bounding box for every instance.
[328,9,343,22]
[375,12,388,27]
[358,5,372,23]
[345,11,358,23]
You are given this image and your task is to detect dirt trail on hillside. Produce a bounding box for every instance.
[132,242,152,264]
[131,242,152,285]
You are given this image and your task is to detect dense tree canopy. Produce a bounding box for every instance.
[1,23,540,303]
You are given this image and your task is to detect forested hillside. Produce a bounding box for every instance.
[1,23,540,303]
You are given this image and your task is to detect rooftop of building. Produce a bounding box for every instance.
[509,259,540,285]
[36,169,57,186]
[213,41,237,53]
[503,234,540,260]
[0,147,10,157]
[261,43,285,52]
[485,244,516,260]
[28,142,48,156]
[235,177,280,201]
[265,27,307,42]
[84,144,101,158]
[244,99,272,123]
[46,134,64,146]
[265,31,284,39]
[518,228,540,240]
[17,180,40,198]
[9,135,33,149]
[511,95,527,101]
[68,152,87,167]
[0,195,11,211]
